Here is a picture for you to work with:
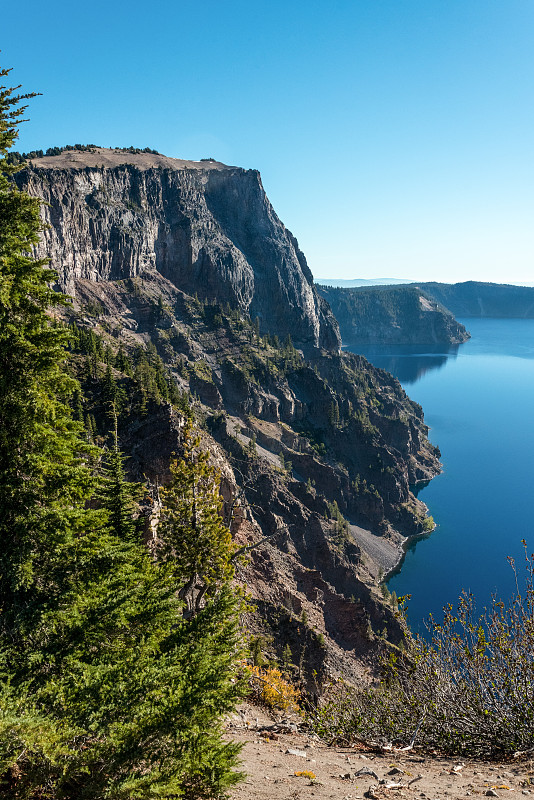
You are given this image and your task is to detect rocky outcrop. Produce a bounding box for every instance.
[118,396,404,691]
[15,149,340,353]
[318,284,470,345]
[62,268,440,686]
[68,270,439,543]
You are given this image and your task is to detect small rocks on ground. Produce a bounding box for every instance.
[285,748,307,758]
[354,767,380,780]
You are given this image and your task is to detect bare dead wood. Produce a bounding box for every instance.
[231,530,283,561]
[513,745,534,759]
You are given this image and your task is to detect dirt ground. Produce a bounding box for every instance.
[226,704,534,800]
[30,148,230,171]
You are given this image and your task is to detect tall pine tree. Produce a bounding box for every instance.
[0,67,243,798]
[97,415,142,542]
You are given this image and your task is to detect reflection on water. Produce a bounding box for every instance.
[344,318,534,630]
[343,342,461,384]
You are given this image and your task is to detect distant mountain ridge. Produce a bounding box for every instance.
[410,281,534,318]
[317,279,534,345]
[319,279,534,318]
[317,284,470,345]
[316,277,413,287]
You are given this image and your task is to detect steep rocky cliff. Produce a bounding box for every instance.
[15,148,340,352]
[16,148,441,689]
[318,284,470,345]
[62,271,439,689]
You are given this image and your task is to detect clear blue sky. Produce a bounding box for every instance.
[4,0,534,285]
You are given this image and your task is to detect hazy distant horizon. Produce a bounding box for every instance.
[316,277,534,288]
[316,277,412,287]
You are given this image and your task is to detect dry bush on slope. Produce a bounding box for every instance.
[311,543,534,759]
[246,665,301,713]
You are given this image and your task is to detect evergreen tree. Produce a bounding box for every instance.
[89,412,99,439]
[0,67,243,798]
[0,66,84,620]
[253,316,260,340]
[102,362,118,405]
[97,416,142,542]
[115,342,132,375]
[328,400,340,427]
[72,386,84,422]
[85,411,95,441]
[83,353,92,380]
[90,350,99,378]
[158,422,239,615]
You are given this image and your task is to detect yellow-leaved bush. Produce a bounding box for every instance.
[245,665,301,712]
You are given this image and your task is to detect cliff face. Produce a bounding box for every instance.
[15,148,340,352]
[65,272,439,689]
[15,147,442,687]
[318,284,470,345]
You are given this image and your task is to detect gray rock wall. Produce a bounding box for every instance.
[15,151,340,352]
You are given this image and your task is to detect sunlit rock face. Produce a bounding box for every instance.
[16,148,340,353]
[318,284,470,345]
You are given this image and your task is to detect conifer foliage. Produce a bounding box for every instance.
[97,414,142,542]
[0,69,81,605]
[0,67,243,798]
[159,423,240,615]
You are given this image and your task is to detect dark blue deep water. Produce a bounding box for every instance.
[345,319,534,631]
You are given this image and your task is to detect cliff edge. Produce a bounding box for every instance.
[15,148,340,353]
[13,147,442,688]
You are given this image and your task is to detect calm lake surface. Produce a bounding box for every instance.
[345,318,534,631]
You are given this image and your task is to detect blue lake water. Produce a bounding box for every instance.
[344,319,534,631]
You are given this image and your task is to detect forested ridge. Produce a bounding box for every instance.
[317,284,469,345]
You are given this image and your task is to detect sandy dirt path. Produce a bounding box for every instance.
[226,704,534,800]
